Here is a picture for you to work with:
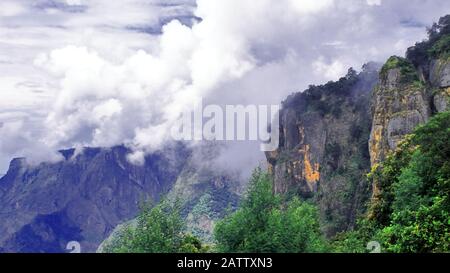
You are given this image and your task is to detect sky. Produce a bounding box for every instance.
[1,0,450,175]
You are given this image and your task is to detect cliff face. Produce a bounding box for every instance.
[267,15,450,237]
[369,22,450,196]
[0,143,240,252]
[369,57,450,168]
[266,64,379,235]
[369,53,450,202]
[368,58,432,167]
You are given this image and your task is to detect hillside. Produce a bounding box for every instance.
[0,143,240,252]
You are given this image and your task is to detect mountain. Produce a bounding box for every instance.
[266,15,450,237]
[0,143,241,252]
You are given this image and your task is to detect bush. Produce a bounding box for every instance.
[366,111,450,252]
[102,198,207,253]
[428,34,450,58]
[407,15,450,65]
[214,168,328,253]
[380,56,420,84]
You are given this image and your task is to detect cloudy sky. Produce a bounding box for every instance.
[1,0,450,174]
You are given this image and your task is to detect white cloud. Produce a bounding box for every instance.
[313,57,347,80]
[66,0,83,5]
[1,0,450,174]
[290,0,334,14]
[366,0,382,6]
[0,1,26,17]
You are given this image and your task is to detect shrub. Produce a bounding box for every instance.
[428,34,450,59]
[214,168,328,253]
[380,56,420,84]
[101,198,207,253]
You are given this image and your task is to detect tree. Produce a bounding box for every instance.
[407,15,450,65]
[365,111,450,252]
[214,168,327,253]
[101,198,206,253]
[380,112,450,252]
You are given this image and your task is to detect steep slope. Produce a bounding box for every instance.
[0,144,190,252]
[0,143,242,253]
[369,56,449,168]
[167,144,242,242]
[267,15,450,238]
[266,64,379,236]
[97,143,242,251]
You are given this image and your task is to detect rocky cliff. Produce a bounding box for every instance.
[368,57,432,168]
[267,15,450,237]
[266,64,379,235]
[369,16,450,199]
[369,57,450,168]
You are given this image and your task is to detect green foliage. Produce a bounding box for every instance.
[380,56,420,84]
[282,68,359,118]
[428,34,450,59]
[332,232,367,253]
[214,168,328,253]
[102,198,207,253]
[100,111,449,254]
[365,111,450,252]
[191,194,216,218]
[179,234,208,253]
[331,215,389,253]
[407,15,450,66]
[381,195,449,253]
[381,56,405,72]
[368,137,415,226]
[428,15,450,40]
[379,112,450,253]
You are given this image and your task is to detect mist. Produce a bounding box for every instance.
[1,0,450,175]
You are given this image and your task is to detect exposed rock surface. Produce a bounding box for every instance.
[266,22,450,237]
[2,15,449,253]
[369,58,431,166]
[266,65,379,235]
[430,58,450,88]
[267,30,450,236]
[369,56,450,167]
[434,87,450,112]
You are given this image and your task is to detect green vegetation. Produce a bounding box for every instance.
[214,168,328,253]
[428,34,450,59]
[380,56,420,84]
[101,198,208,253]
[102,112,449,253]
[378,111,450,252]
[283,68,360,118]
[345,111,450,253]
[407,15,450,65]
[102,169,328,253]
[330,219,379,253]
